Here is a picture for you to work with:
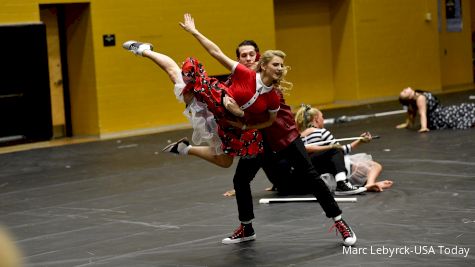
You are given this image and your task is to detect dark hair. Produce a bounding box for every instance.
[235,40,259,58]
[398,89,426,114]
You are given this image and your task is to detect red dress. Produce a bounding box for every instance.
[181,58,279,157]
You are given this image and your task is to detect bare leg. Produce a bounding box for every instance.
[128,43,235,168]
[188,146,234,168]
[123,41,182,85]
[364,161,384,192]
[142,50,232,167]
[363,162,393,192]
[142,50,182,85]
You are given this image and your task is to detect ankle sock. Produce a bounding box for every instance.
[181,144,192,155]
[335,172,346,183]
[137,44,151,56]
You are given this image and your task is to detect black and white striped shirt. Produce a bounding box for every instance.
[301,128,352,155]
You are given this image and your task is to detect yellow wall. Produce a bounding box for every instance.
[275,0,334,106]
[0,0,90,22]
[330,0,359,103]
[92,0,276,136]
[353,0,442,99]
[275,0,472,107]
[439,0,472,88]
[64,3,99,136]
[1,0,472,139]
[0,0,276,137]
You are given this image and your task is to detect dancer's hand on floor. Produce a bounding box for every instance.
[396,122,408,129]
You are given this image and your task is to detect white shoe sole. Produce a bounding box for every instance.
[334,186,367,196]
[161,137,188,154]
[222,234,256,244]
[343,233,357,246]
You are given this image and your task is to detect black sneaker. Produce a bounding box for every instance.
[335,180,366,196]
[222,223,256,244]
[122,40,153,56]
[161,138,189,155]
[330,219,357,246]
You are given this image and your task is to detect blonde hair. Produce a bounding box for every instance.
[295,104,321,132]
[256,50,293,93]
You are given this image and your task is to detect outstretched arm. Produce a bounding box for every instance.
[179,13,237,71]
[348,132,372,151]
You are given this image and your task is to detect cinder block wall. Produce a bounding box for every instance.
[0,0,276,137]
[274,0,472,107]
[1,0,472,138]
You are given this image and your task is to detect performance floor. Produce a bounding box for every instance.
[0,89,474,266]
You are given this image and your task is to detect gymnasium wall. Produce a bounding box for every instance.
[0,0,276,137]
[92,0,276,137]
[352,0,442,100]
[274,0,472,107]
[275,0,335,106]
[0,0,472,139]
[439,0,472,87]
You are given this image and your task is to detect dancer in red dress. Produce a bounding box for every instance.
[123,13,357,247]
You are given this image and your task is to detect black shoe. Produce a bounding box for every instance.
[161,138,189,155]
[331,219,357,246]
[222,223,256,244]
[335,180,366,196]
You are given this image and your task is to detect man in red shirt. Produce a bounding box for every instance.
[177,14,358,247]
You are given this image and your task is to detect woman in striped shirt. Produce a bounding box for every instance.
[295,105,393,192]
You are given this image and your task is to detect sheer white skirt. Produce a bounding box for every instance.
[174,80,223,155]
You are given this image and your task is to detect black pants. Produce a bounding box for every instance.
[269,147,347,195]
[233,137,342,221]
[309,148,347,176]
[233,140,277,222]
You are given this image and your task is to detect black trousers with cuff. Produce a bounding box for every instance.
[233,137,342,222]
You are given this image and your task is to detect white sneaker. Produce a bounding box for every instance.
[331,219,357,246]
[122,40,153,56]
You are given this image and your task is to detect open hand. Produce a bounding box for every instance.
[179,13,197,34]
